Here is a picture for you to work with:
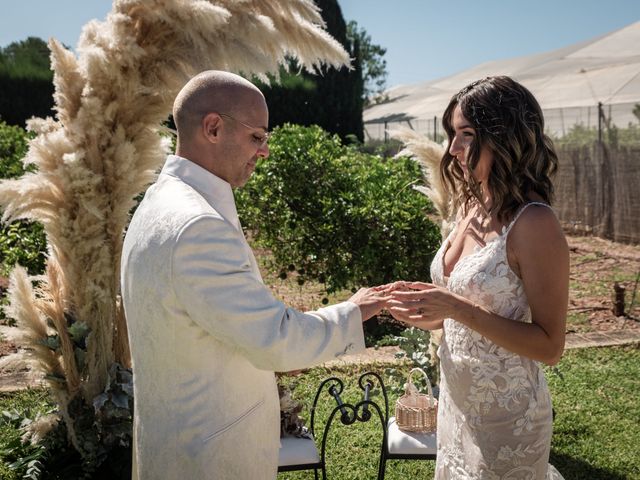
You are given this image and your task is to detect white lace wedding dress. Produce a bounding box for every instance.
[430,203,564,480]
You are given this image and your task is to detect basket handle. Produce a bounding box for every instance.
[406,368,435,403]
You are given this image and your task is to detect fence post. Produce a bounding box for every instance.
[433,116,437,142]
[598,102,604,145]
[613,282,625,316]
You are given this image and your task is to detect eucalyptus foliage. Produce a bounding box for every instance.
[385,327,438,397]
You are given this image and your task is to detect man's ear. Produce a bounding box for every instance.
[202,113,222,144]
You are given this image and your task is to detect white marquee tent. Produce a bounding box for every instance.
[364,21,640,139]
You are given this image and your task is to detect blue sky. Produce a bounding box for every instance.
[2,0,639,88]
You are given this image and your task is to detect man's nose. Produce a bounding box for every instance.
[257,142,269,159]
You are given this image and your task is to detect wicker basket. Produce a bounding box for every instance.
[395,368,438,433]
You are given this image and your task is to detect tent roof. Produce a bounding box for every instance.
[364,21,640,131]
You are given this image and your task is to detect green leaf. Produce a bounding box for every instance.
[74,347,86,371]
[39,335,60,351]
[68,322,90,346]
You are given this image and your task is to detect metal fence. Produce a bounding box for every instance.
[555,143,640,244]
[364,102,640,244]
[364,102,640,144]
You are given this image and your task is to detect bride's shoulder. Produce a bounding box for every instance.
[508,204,566,254]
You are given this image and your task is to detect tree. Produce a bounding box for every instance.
[347,20,388,106]
[236,124,441,296]
[258,0,364,142]
[0,37,53,79]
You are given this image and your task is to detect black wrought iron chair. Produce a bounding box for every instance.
[277,379,326,479]
[277,371,388,479]
[376,373,437,480]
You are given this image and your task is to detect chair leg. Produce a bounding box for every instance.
[314,467,319,480]
[377,452,386,480]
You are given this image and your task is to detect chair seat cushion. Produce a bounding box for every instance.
[387,417,437,455]
[278,435,320,467]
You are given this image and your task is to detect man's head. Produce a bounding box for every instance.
[173,70,270,187]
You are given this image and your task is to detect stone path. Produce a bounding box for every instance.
[0,370,42,393]
[324,329,640,367]
[564,329,640,349]
[1,329,639,393]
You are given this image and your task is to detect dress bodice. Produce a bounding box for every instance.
[430,204,546,364]
[431,204,540,319]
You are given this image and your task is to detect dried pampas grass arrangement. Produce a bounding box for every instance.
[389,126,453,237]
[389,126,452,361]
[0,0,350,454]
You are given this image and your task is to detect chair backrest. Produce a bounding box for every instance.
[306,372,389,472]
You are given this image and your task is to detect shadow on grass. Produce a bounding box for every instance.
[40,445,131,480]
[550,451,627,480]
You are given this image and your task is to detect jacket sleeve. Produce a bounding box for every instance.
[170,214,365,371]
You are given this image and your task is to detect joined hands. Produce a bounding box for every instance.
[349,280,469,330]
[375,281,465,330]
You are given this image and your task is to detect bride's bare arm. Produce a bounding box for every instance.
[389,207,569,366]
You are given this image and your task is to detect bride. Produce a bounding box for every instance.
[387,76,567,479]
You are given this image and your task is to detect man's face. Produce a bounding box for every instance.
[216,97,270,188]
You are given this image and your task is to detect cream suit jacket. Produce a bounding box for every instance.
[121,155,365,480]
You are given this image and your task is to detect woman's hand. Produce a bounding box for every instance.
[385,281,464,330]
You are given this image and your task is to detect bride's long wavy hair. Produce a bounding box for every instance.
[440,76,558,223]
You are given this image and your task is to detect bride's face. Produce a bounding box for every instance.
[448,105,493,185]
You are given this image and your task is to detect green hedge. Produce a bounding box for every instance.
[0,76,54,127]
[236,124,441,295]
[257,0,364,143]
[0,37,55,127]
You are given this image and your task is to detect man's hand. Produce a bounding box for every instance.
[347,287,393,322]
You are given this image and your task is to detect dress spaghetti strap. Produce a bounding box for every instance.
[504,202,552,236]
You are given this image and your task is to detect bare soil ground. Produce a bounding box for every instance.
[565,235,640,332]
[260,235,640,334]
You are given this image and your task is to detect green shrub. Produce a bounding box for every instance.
[0,122,47,322]
[0,222,47,277]
[0,121,47,278]
[236,124,441,296]
[0,121,30,177]
[553,122,640,147]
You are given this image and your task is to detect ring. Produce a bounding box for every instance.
[416,308,425,315]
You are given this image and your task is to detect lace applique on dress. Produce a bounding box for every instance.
[430,203,565,480]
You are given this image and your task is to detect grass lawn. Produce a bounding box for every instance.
[547,345,640,479]
[0,389,56,480]
[1,345,639,479]
[279,345,640,480]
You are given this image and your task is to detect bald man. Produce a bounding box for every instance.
[120,70,389,480]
